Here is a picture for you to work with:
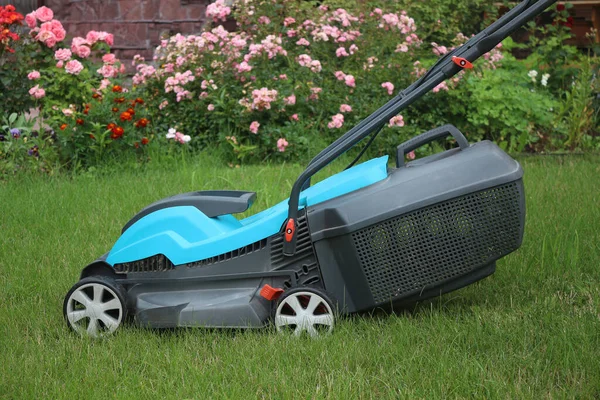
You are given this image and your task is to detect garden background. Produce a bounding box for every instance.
[1,0,599,398]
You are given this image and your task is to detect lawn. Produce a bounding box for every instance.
[0,155,599,398]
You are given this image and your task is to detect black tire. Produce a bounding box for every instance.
[63,275,127,337]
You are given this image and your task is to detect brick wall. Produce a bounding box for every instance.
[43,0,211,62]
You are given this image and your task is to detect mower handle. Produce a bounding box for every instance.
[396,124,469,167]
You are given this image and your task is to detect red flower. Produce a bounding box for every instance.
[134,142,140,148]
[135,118,149,128]
[112,85,122,93]
[76,118,84,125]
[89,134,96,140]
[110,126,124,139]
[126,107,135,115]
[114,97,125,103]
[135,98,144,105]
[112,107,119,113]
[60,123,68,130]
[557,4,565,11]
[141,137,149,145]
[107,123,116,131]
[120,111,132,121]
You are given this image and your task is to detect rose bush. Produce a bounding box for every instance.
[0,5,194,171]
[134,0,505,162]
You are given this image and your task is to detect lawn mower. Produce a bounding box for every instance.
[63,0,557,337]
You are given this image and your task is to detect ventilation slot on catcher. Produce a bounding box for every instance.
[351,182,523,304]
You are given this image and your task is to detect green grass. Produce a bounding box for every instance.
[1,155,599,399]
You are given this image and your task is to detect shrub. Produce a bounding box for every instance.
[0,5,181,170]
[135,0,503,162]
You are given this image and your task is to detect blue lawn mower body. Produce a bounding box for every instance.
[63,0,556,337]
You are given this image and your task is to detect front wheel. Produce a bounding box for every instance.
[63,276,127,338]
[274,287,335,337]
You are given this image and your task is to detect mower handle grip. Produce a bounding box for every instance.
[396,124,469,167]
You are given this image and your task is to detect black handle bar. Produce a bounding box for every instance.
[396,124,469,167]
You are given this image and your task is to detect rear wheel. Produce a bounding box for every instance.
[274,287,335,337]
[63,276,127,338]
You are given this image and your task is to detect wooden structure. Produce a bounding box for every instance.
[1,0,210,62]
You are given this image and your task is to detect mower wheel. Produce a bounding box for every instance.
[63,276,127,338]
[274,287,335,337]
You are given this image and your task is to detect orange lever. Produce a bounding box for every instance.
[260,284,284,301]
[284,218,295,242]
[452,56,473,69]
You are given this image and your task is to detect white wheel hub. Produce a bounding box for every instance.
[275,291,334,337]
[65,282,123,337]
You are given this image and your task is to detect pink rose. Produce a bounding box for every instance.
[97,31,114,46]
[431,42,448,56]
[334,70,346,80]
[27,71,41,80]
[336,47,349,57]
[45,36,57,48]
[249,121,260,134]
[388,115,405,127]
[65,60,84,75]
[75,45,91,58]
[207,104,215,111]
[290,114,299,121]
[51,21,66,41]
[432,82,449,93]
[71,37,88,49]
[344,74,356,88]
[29,85,46,99]
[25,12,37,29]
[407,151,416,160]
[86,30,100,44]
[284,94,296,106]
[71,37,90,55]
[99,79,111,90]
[339,104,352,113]
[34,6,54,22]
[41,20,65,42]
[328,114,344,129]
[36,29,57,48]
[381,82,394,95]
[277,138,289,152]
[54,48,71,61]
[97,64,117,78]
[56,61,64,68]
